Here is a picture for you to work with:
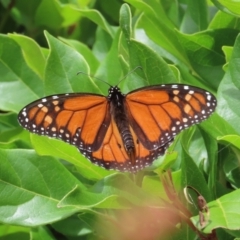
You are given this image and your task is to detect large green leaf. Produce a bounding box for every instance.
[9,34,46,79]
[31,134,111,180]
[181,0,208,33]
[0,149,81,226]
[44,31,98,95]
[59,37,99,73]
[0,35,44,112]
[217,34,240,134]
[77,9,115,38]
[209,10,240,30]
[127,0,188,65]
[181,131,212,203]
[176,29,238,89]
[212,0,240,17]
[192,189,240,234]
[60,173,155,209]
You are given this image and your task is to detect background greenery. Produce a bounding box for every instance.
[0,0,240,239]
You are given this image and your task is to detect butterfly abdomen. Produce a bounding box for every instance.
[109,87,136,160]
[116,114,135,152]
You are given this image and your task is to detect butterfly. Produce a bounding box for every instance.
[18,83,217,173]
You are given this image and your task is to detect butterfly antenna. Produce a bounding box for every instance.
[77,71,111,87]
[116,66,143,86]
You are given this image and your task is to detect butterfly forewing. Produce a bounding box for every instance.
[18,93,110,151]
[125,84,217,150]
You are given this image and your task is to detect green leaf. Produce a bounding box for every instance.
[142,175,169,200]
[44,31,99,95]
[217,34,240,134]
[141,170,183,212]
[4,1,41,29]
[176,29,239,89]
[128,40,177,86]
[181,136,212,202]
[0,149,83,226]
[59,185,122,209]
[218,135,240,150]
[227,166,240,190]
[212,0,240,17]
[119,3,132,41]
[92,26,113,62]
[0,127,25,144]
[151,148,178,173]
[94,29,123,93]
[181,0,208,33]
[222,46,233,62]
[209,10,240,30]
[0,35,44,112]
[30,226,54,240]
[0,224,29,239]
[128,0,175,28]
[60,173,152,209]
[78,9,115,38]
[131,1,188,65]
[199,129,218,197]
[0,113,19,132]
[51,215,92,237]
[59,37,99,73]
[200,113,238,138]
[9,34,46,79]
[35,0,63,29]
[192,189,240,233]
[31,134,111,181]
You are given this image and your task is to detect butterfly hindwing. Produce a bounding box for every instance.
[80,117,173,172]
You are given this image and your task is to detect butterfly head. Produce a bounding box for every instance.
[108,86,124,99]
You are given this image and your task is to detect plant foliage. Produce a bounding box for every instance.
[0,0,240,239]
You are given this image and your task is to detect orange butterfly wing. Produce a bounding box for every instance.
[18,93,110,152]
[125,84,216,150]
[84,116,173,171]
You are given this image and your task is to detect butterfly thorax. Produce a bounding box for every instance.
[108,86,136,162]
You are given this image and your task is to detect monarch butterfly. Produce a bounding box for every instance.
[18,83,217,172]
